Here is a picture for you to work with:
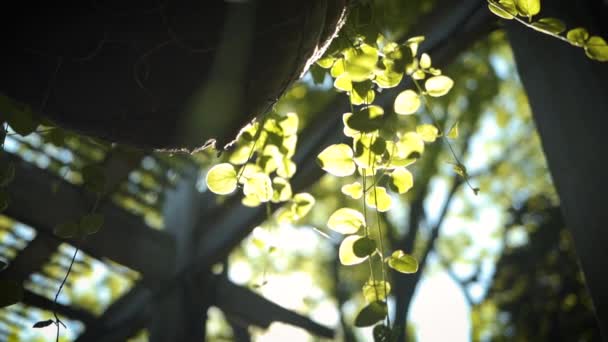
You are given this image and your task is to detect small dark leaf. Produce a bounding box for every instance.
[0,189,10,213]
[473,187,480,196]
[81,164,107,194]
[0,280,23,308]
[33,320,54,328]
[373,324,392,342]
[354,301,388,327]
[0,161,15,187]
[371,137,387,155]
[353,237,376,258]
[80,213,104,235]
[53,222,79,239]
[309,65,326,85]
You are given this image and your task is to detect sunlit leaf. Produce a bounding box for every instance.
[0,280,23,308]
[277,158,297,179]
[405,36,425,56]
[346,105,384,133]
[363,280,391,302]
[334,74,353,92]
[206,163,238,195]
[291,193,315,219]
[374,67,404,89]
[567,27,590,47]
[416,124,439,142]
[272,177,292,203]
[394,90,420,115]
[366,186,392,212]
[351,80,376,105]
[328,208,365,234]
[425,75,454,97]
[316,56,335,69]
[354,301,388,327]
[344,44,379,82]
[386,250,419,274]
[389,168,414,194]
[353,237,376,257]
[341,182,363,199]
[585,36,608,62]
[515,0,540,17]
[330,58,345,78]
[317,144,356,177]
[243,173,273,203]
[339,235,369,265]
[488,0,518,19]
[447,122,459,139]
[278,112,299,136]
[531,18,566,35]
[419,53,431,69]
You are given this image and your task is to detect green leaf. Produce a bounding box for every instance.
[363,280,392,303]
[371,137,387,155]
[327,208,365,234]
[317,144,356,177]
[389,168,413,194]
[278,112,299,136]
[4,103,39,136]
[291,193,315,219]
[567,27,590,47]
[386,250,419,274]
[0,280,23,308]
[243,173,273,203]
[419,53,431,69]
[344,44,379,82]
[334,74,353,92]
[53,221,79,239]
[351,80,376,105]
[316,56,335,69]
[277,158,297,179]
[447,122,459,139]
[206,163,238,195]
[373,67,404,89]
[354,301,388,327]
[330,58,345,78]
[80,213,104,235]
[353,237,376,257]
[487,0,517,20]
[342,113,359,138]
[416,124,439,142]
[0,189,9,213]
[341,182,363,199]
[515,0,540,17]
[81,164,107,194]
[394,90,420,115]
[424,75,454,97]
[339,235,369,266]
[585,36,608,62]
[271,177,292,203]
[346,105,385,133]
[366,186,392,212]
[531,18,566,35]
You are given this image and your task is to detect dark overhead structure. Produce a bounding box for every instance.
[2,0,608,341]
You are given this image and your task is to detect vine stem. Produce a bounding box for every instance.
[412,78,478,194]
[53,246,78,342]
[371,164,390,327]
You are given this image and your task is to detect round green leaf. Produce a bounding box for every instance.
[80,213,104,235]
[531,18,566,35]
[243,173,273,203]
[53,221,79,239]
[328,208,365,234]
[363,280,392,303]
[6,105,39,136]
[416,124,439,142]
[206,163,238,195]
[387,250,419,274]
[366,186,392,212]
[390,168,414,194]
[373,67,404,89]
[419,53,431,69]
[424,75,454,97]
[291,193,315,219]
[567,27,590,47]
[0,280,23,308]
[271,177,292,203]
[353,237,376,257]
[278,112,299,136]
[339,235,369,266]
[341,182,363,199]
[515,0,540,17]
[316,56,335,69]
[354,301,388,327]
[585,36,608,62]
[394,90,420,115]
[346,105,385,133]
[317,144,356,177]
[487,1,516,19]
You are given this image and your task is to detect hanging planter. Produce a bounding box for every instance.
[0,0,348,150]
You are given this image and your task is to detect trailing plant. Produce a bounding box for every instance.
[487,0,608,61]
